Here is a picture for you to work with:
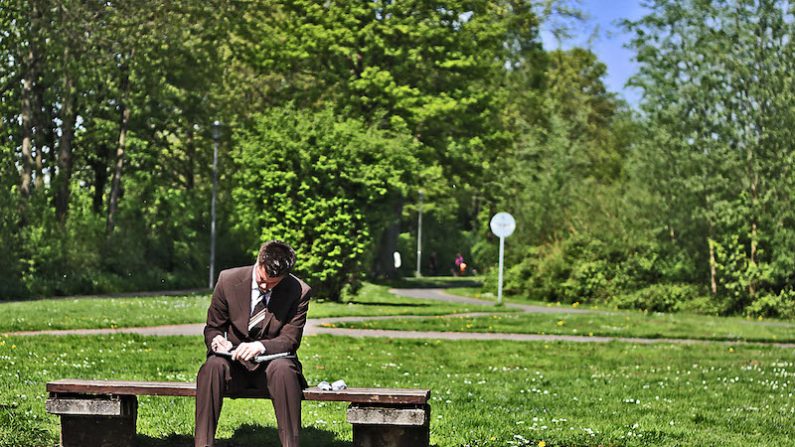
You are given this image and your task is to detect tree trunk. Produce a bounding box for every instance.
[33,96,45,190]
[33,75,44,190]
[20,50,35,199]
[54,45,77,222]
[34,139,44,190]
[708,237,717,296]
[749,190,758,299]
[186,125,195,189]
[91,144,109,214]
[20,0,49,199]
[107,53,133,233]
[34,81,56,190]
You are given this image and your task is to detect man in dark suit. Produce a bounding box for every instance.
[195,240,311,447]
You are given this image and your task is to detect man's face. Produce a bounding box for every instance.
[256,263,285,291]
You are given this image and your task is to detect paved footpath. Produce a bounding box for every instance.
[7,288,795,348]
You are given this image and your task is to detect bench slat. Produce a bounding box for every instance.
[47,379,430,405]
[48,380,197,397]
[303,388,429,405]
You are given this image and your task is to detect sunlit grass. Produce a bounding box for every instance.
[334,311,795,343]
[447,286,605,310]
[1,335,793,446]
[0,283,510,332]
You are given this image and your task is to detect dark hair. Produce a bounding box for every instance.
[257,240,296,277]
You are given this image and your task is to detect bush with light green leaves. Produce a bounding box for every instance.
[231,106,419,300]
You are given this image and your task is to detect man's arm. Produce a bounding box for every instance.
[203,271,230,352]
[258,287,311,354]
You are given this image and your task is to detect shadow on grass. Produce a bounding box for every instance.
[373,276,483,289]
[0,288,210,303]
[345,301,431,308]
[138,424,349,446]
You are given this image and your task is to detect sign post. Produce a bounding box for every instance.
[209,120,221,289]
[490,212,515,305]
[416,190,423,277]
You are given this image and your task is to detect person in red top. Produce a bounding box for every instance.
[454,252,466,276]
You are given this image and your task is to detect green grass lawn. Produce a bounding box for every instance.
[1,334,793,446]
[447,286,607,310]
[0,283,510,333]
[379,276,484,289]
[332,311,795,343]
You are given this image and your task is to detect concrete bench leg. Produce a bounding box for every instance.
[46,395,137,447]
[347,404,430,447]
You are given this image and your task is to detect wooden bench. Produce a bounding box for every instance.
[46,379,431,447]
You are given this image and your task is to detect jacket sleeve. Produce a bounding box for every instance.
[203,271,230,352]
[258,286,311,354]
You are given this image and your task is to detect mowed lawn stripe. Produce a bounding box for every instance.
[333,311,795,343]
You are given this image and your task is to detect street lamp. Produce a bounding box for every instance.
[416,190,423,277]
[209,120,221,289]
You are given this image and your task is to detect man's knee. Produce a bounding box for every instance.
[198,355,229,379]
[266,359,299,384]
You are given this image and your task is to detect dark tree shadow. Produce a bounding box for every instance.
[373,278,483,289]
[138,432,194,447]
[345,301,430,308]
[138,424,349,447]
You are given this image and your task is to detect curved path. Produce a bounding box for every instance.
[6,288,795,348]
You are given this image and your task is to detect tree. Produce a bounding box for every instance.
[231,107,419,300]
[229,0,538,275]
[625,0,795,312]
[0,0,240,296]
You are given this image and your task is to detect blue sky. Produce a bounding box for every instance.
[540,0,649,107]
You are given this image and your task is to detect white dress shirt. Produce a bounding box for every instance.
[248,267,270,354]
[251,267,272,312]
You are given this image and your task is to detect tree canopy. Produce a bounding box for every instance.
[2,0,794,318]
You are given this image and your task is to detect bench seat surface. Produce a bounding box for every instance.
[47,379,430,405]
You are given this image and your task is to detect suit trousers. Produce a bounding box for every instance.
[194,355,303,447]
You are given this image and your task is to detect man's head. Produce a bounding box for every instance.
[256,240,296,290]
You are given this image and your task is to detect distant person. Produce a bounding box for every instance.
[453,252,466,276]
[195,240,311,447]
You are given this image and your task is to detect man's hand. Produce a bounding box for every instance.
[211,335,233,353]
[232,342,265,361]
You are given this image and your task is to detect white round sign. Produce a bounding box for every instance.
[490,212,516,238]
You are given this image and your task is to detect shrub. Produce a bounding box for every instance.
[676,295,725,316]
[612,283,703,313]
[746,289,795,320]
[502,237,627,303]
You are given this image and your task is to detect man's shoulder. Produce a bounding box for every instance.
[285,273,311,297]
[218,265,253,285]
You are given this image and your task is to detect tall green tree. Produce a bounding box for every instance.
[626,0,795,312]
[229,0,542,275]
[0,0,242,296]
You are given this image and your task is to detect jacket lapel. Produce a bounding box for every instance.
[230,266,253,335]
[260,275,297,336]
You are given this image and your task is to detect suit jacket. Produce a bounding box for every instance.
[203,265,312,372]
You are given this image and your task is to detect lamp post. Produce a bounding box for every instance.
[209,120,221,289]
[416,190,423,277]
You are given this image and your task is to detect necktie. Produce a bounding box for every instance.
[248,289,270,336]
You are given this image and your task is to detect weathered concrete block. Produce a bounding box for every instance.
[46,397,135,417]
[347,405,428,426]
[348,404,430,447]
[47,396,137,447]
